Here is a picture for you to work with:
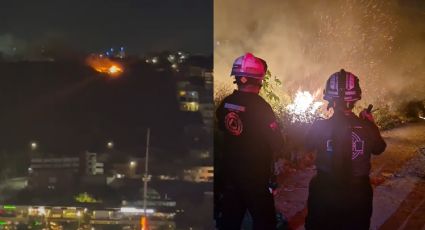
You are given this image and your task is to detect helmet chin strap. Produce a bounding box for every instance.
[238,86,261,94]
[234,76,263,87]
[237,80,262,93]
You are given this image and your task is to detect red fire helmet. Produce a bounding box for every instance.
[230,53,267,80]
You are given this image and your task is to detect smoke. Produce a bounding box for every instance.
[0,34,27,58]
[0,33,80,60]
[215,0,425,109]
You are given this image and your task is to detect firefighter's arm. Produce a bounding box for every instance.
[371,125,386,155]
[263,106,285,159]
[215,101,225,131]
[270,121,285,159]
[359,107,386,155]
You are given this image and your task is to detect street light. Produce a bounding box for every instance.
[30,141,37,150]
[107,141,114,149]
[130,161,136,167]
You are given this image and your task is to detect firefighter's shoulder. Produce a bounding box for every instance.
[251,94,273,111]
[217,92,235,109]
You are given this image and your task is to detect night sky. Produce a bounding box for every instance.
[0,0,213,55]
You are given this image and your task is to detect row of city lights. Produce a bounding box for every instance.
[28,141,138,169]
[29,141,115,150]
[26,206,154,216]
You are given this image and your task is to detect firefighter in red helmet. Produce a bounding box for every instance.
[215,53,284,229]
[304,69,386,230]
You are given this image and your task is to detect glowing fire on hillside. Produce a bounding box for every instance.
[86,55,124,77]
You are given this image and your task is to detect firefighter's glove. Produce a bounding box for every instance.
[359,109,375,123]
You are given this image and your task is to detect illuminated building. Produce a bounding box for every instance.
[28,157,80,191]
[183,166,213,183]
[178,90,200,112]
[85,152,104,175]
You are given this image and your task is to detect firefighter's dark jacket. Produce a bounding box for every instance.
[216,90,284,185]
[306,111,386,177]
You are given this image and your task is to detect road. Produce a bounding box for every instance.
[275,121,425,230]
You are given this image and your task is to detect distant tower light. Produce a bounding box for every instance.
[119,46,126,59]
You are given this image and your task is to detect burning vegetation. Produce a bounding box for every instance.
[214,68,425,170]
[215,0,425,126]
[215,0,425,166]
[286,90,323,124]
[85,55,124,77]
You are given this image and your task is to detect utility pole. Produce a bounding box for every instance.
[142,128,151,223]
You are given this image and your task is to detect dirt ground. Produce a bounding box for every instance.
[275,121,425,230]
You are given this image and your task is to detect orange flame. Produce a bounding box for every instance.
[86,55,124,77]
[140,216,149,230]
